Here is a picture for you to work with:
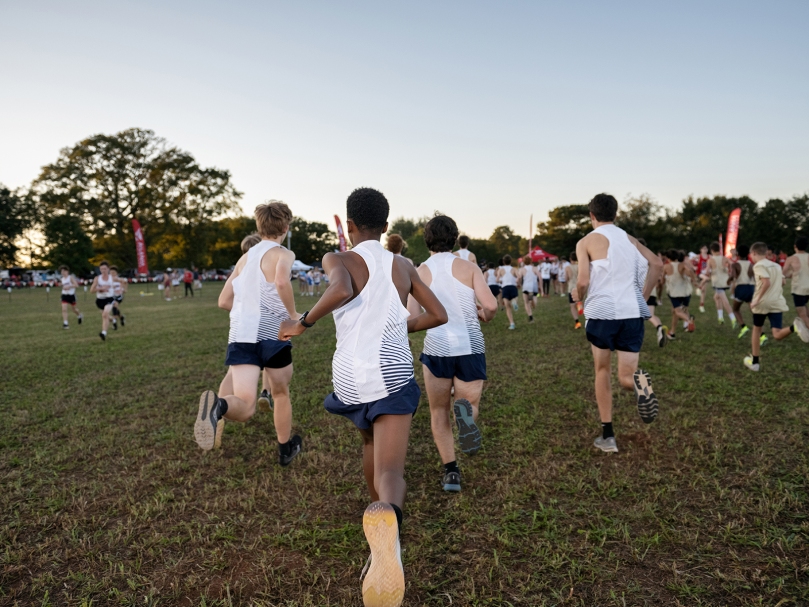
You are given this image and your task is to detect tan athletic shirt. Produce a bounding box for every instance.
[792,253,809,296]
[567,263,578,295]
[752,259,788,314]
[665,262,691,297]
[710,254,730,288]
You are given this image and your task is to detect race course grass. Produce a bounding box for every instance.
[1,283,807,606]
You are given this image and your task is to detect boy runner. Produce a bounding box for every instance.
[744,242,805,370]
[731,244,755,338]
[520,261,539,322]
[557,257,569,297]
[58,265,83,328]
[782,235,809,339]
[707,242,736,328]
[695,245,710,312]
[109,266,127,329]
[539,260,552,297]
[485,262,503,309]
[194,202,302,465]
[664,250,696,340]
[279,187,447,607]
[453,235,477,265]
[162,269,173,301]
[566,252,582,329]
[496,256,519,329]
[575,194,664,453]
[636,239,667,347]
[413,215,497,493]
[89,261,115,341]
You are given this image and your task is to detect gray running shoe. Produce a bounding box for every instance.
[454,399,481,455]
[593,436,618,453]
[442,471,461,492]
[194,390,226,451]
[257,389,273,412]
[633,369,659,424]
[794,318,809,343]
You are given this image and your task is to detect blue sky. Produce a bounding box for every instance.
[1,1,807,237]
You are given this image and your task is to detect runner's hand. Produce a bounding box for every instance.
[278,318,306,341]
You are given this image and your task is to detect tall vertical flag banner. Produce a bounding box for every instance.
[132,219,149,275]
[724,208,741,258]
[334,215,347,252]
[528,214,533,252]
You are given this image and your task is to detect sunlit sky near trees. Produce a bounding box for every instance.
[1,1,807,237]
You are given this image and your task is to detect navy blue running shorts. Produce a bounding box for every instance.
[734,285,754,303]
[502,285,518,300]
[324,377,420,430]
[419,352,487,382]
[793,293,809,308]
[489,285,501,297]
[646,296,658,307]
[669,295,691,309]
[225,339,292,369]
[586,318,645,353]
[753,312,782,329]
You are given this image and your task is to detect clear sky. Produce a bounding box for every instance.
[1,1,807,238]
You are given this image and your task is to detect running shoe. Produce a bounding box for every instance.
[454,399,482,455]
[760,334,768,346]
[528,315,534,323]
[112,319,118,330]
[194,390,226,451]
[214,418,224,449]
[442,471,461,492]
[574,321,582,330]
[508,323,515,330]
[699,305,706,313]
[257,389,273,412]
[512,301,518,312]
[279,435,302,466]
[794,318,809,343]
[743,355,760,372]
[361,502,404,607]
[633,369,658,424]
[63,323,69,330]
[77,314,83,325]
[656,325,667,347]
[593,436,618,453]
[696,287,702,297]
[687,315,696,332]
[120,315,125,327]
[730,317,737,330]
[717,317,724,325]
[667,332,676,341]
[99,332,105,341]
[738,326,750,339]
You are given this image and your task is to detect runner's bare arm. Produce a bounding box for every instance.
[782,255,796,278]
[274,250,298,319]
[218,272,236,311]
[471,264,497,322]
[406,265,431,319]
[628,235,664,301]
[751,277,770,308]
[406,263,447,333]
[89,276,99,293]
[575,238,590,303]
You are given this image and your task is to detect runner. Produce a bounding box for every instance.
[411,215,497,493]
[89,261,115,341]
[664,250,696,340]
[574,194,664,453]
[549,258,560,295]
[162,268,173,300]
[743,242,804,371]
[557,256,569,297]
[278,187,447,607]
[109,266,127,330]
[453,235,477,265]
[707,242,736,328]
[782,235,809,338]
[497,255,519,329]
[731,244,755,339]
[539,259,552,297]
[183,267,194,297]
[637,239,667,347]
[484,262,503,310]
[695,245,710,312]
[565,252,582,329]
[194,201,302,466]
[58,265,83,329]
[298,269,308,296]
[520,261,539,322]
[312,266,322,296]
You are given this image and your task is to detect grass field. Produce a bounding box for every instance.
[1,283,807,606]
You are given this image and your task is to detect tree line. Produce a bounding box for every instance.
[0,129,337,275]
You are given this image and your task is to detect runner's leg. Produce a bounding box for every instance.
[265,363,293,444]
[423,366,455,465]
[219,364,261,421]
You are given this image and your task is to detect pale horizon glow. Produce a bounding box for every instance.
[1,1,807,239]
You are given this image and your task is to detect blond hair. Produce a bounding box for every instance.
[255,200,292,238]
[386,234,405,255]
[240,233,262,253]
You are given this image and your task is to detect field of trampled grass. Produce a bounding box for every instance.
[1,283,807,606]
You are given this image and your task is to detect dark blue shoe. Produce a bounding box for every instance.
[442,471,461,492]
[454,399,481,455]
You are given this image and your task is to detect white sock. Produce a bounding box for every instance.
[718,310,724,320]
[63,321,68,326]
[102,330,107,335]
[729,313,735,320]
[683,320,689,329]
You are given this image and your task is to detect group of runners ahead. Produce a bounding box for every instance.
[57,260,129,340]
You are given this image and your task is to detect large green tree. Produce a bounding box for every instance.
[289,217,338,264]
[535,204,591,257]
[0,185,34,266]
[30,128,242,268]
[42,214,95,276]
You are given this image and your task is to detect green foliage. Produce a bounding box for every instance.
[535,204,591,257]
[289,217,338,264]
[42,214,95,276]
[0,185,34,266]
[388,216,428,241]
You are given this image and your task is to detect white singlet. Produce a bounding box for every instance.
[485,269,499,286]
[499,266,517,287]
[112,281,123,297]
[665,262,692,297]
[457,249,470,261]
[540,263,551,280]
[422,253,484,357]
[736,260,754,286]
[792,253,809,296]
[710,254,730,288]
[96,274,114,299]
[583,224,650,320]
[228,240,290,344]
[61,275,75,295]
[567,264,579,294]
[558,261,569,283]
[522,267,538,292]
[331,240,413,405]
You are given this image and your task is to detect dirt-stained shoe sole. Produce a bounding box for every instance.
[257,395,272,413]
[194,390,217,451]
[454,399,481,455]
[633,370,658,424]
[213,418,224,449]
[362,502,404,607]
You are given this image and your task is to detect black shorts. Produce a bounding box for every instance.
[753,312,782,329]
[225,340,292,369]
[793,294,809,308]
[522,290,534,298]
[502,285,518,300]
[586,318,645,353]
[568,293,576,304]
[489,285,501,297]
[324,377,420,430]
[95,297,114,310]
[669,295,691,309]
[735,285,754,303]
[113,295,123,304]
[61,294,76,305]
[420,352,487,382]
[646,296,658,307]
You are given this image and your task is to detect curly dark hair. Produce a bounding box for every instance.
[346,188,389,232]
[736,243,750,258]
[424,215,459,253]
[796,235,808,251]
[589,193,618,222]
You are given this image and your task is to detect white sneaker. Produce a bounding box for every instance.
[361,502,404,607]
[508,323,515,330]
[593,436,618,453]
[743,355,759,372]
[794,318,809,343]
